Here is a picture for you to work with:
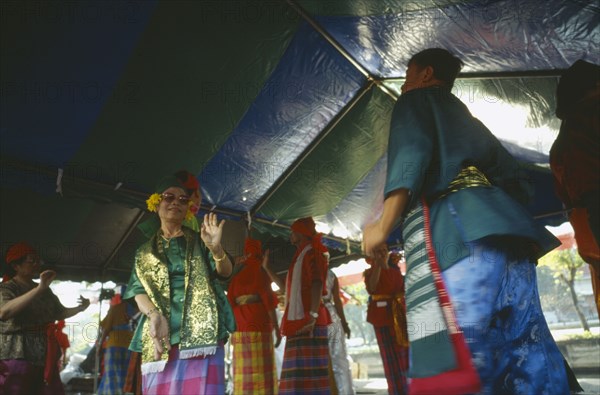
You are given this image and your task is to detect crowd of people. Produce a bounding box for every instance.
[1,48,598,394]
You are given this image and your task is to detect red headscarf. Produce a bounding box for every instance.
[244,238,263,267]
[290,217,328,268]
[290,217,316,238]
[6,242,36,263]
[3,242,37,282]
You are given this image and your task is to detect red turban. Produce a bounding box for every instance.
[291,217,329,268]
[245,238,262,256]
[290,217,316,238]
[244,238,263,266]
[6,242,37,264]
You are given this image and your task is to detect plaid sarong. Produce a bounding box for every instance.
[279,326,330,394]
[231,331,277,394]
[374,326,409,395]
[98,346,131,395]
[142,344,224,395]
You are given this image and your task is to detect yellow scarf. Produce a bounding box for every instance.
[135,228,219,374]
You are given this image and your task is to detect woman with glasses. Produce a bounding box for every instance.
[0,242,90,395]
[123,170,235,395]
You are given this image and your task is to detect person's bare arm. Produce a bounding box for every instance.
[262,250,285,291]
[0,270,55,320]
[267,309,282,347]
[57,295,90,320]
[202,213,233,277]
[363,189,410,257]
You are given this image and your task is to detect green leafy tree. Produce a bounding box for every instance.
[536,265,572,317]
[539,249,590,331]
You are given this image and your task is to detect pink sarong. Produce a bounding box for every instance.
[141,345,225,395]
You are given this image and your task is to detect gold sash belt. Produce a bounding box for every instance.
[235,294,261,305]
[430,165,491,202]
[372,293,409,347]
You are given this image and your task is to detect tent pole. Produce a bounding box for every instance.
[93,283,104,394]
[284,0,397,100]
[285,0,370,78]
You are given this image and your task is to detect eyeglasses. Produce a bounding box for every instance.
[161,193,191,205]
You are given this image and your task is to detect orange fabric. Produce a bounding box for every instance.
[281,241,331,336]
[550,106,600,206]
[227,238,278,331]
[570,208,600,267]
[551,63,599,206]
[365,265,405,327]
[228,269,278,332]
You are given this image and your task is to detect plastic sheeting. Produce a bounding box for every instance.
[200,21,366,211]
[385,77,561,162]
[256,86,394,221]
[298,0,469,17]
[314,0,600,77]
[314,156,388,242]
[67,1,300,190]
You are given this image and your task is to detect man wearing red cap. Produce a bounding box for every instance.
[0,242,90,394]
[227,237,281,394]
[276,217,333,394]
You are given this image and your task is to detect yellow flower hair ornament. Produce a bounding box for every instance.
[146,193,162,212]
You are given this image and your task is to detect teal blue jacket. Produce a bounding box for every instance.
[385,86,559,270]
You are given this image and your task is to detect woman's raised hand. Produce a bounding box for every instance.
[38,270,57,290]
[201,213,225,250]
